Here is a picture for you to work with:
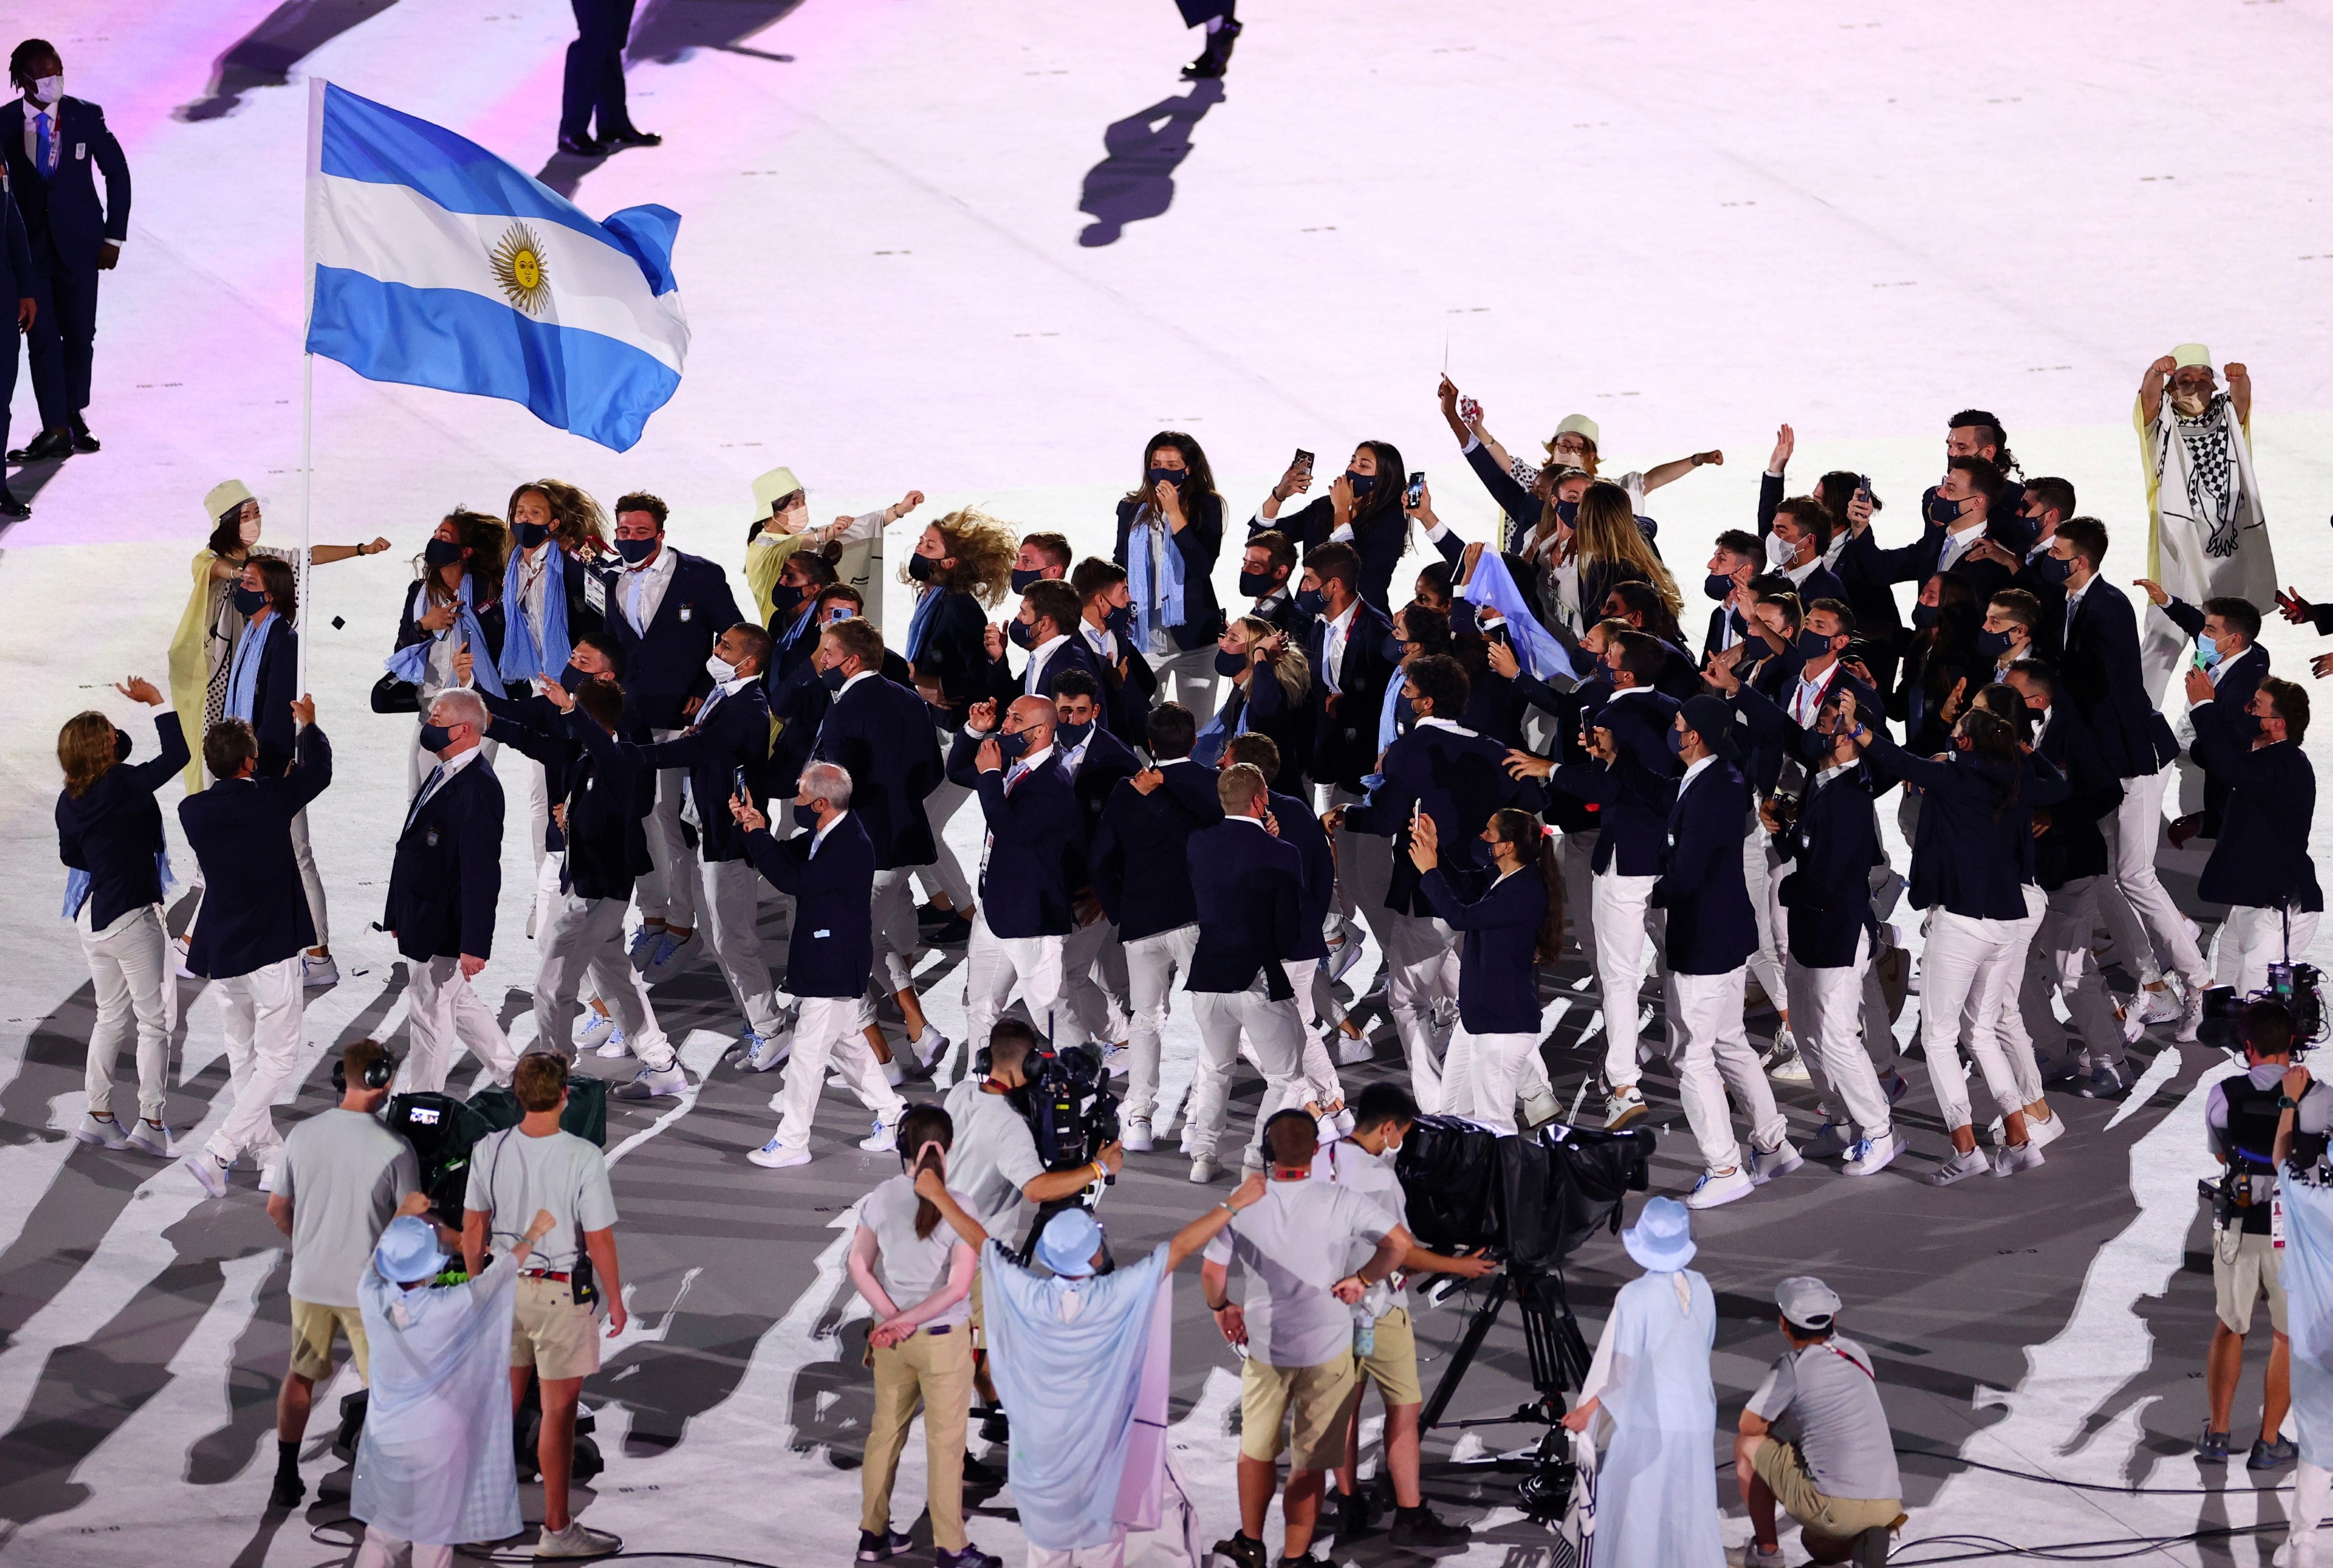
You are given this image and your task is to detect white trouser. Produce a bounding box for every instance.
[526,756,551,872]
[531,846,565,954]
[1250,957,1345,1109]
[870,866,921,995]
[919,755,976,910]
[403,954,518,1094]
[1444,1029,1550,1134]
[1060,915,1131,1047]
[288,807,328,951]
[772,994,904,1148]
[1189,971,1305,1165]
[1860,940,1898,1072]
[2216,906,2325,999]
[205,955,304,1165]
[1382,910,1459,1110]
[2102,768,2208,989]
[1919,908,2026,1134]
[1559,828,1600,960]
[2021,877,2128,1069]
[699,856,782,1037]
[78,902,171,1122]
[1742,817,1787,1015]
[1665,967,1786,1174]
[534,891,671,1069]
[1786,931,1890,1139]
[1026,1528,1127,1568]
[354,1531,454,1568]
[636,730,696,928]
[1122,923,1199,1124]
[957,911,1065,1078]
[1151,642,1220,718]
[1329,786,1397,959]
[1980,886,2050,1108]
[1592,867,1661,1091]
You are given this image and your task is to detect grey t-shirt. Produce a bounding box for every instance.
[463,1127,617,1275]
[1316,1138,1411,1310]
[941,1079,1045,1246]
[1203,1177,1390,1368]
[858,1174,974,1329]
[276,1108,420,1308]
[1746,1334,1901,1503]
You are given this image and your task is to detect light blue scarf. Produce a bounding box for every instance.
[1190,681,1254,768]
[1376,669,1411,756]
[905,585,947,665]
[496,545,572,685]
[226,612,275,724]
[387,576,508,698]
[1454,549,1570,682]
[1123,508,1187,650]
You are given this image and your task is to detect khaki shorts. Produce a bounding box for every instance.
[511,1274,602,1381]
[1749,1436,1902,1544]
[1355,1307,1422,1407]
[288,1298,370,1382]
[1239,1353,1356,1470]
[969,1269,985,1348]
[2214,1226,2288,1335]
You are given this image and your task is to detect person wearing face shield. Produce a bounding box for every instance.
[387,689,520,1094]
[2139,346,2276,695]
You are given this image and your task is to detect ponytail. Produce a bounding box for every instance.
[897,1105,955,1240]
[1958,709,2022,823]
[1489,807,1566,965]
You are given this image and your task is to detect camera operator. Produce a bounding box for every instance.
[2187,671,2322,998]
[1317,1083,1494,1548]
[2271,1048,2333,1567]
[1732,1276,1903,1568]
[461,1053,626,1559]
[2198,1001,2326,1467]
[1201,1110,1407,1568]
[263,1038,420,1509]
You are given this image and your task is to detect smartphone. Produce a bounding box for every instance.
[732,765,750,801]
[1293,448,1315,473]
[1854,475,1874,507]
[1404,471,1427,508]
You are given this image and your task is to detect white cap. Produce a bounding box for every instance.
[1776,1274,1842,1331]
[2171,343,2213,370]
[1554,413,1601,448]
[204,478,255,525]
[753,465,803,516]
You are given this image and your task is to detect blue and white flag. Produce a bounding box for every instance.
[303,80,688,451]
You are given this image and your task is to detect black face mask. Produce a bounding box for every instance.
[1008,617,1036,649]
[1104,605,1132,638]
[417,722,455,754]
[1380,632,1406,663]
[113,727,134,763]
[1147,467,1186,490]
[1009,566,1042,592]
[232,585,269,616]
[1343,470,1376,496]
[769,582,805,619]
[1925,490,1964,528]
[424,538,466,568]
[1795,629,1835,662]
[1909,602,1940,630]
[2030,553,2073,587]
[1555,499,1579,525]
[1293,587,1326,617]
[1238,569,1277,598]
[1703,573,1734,602]
[819,663,847,691]
[1215,648,1247,676]
[908,553,938,583]
[614,535,657,564]
[514,520,551,549]
[558,662,591,690]
[1976,628,2013,658]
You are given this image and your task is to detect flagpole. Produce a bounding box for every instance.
[298,349,312,698]
[296,76,325,701]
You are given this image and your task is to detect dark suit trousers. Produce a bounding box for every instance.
[561,0,638,140]
[18,242,80,426]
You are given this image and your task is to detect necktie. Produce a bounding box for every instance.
[34,111,51,177]
[405,765,446,835]
[625,569,648,633]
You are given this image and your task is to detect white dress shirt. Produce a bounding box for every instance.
[1936,518,1987,575]
[1023,632,1069,695]
[1320,601,1359,695]
[621,544,681,634]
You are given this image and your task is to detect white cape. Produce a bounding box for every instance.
[1576,1268,1722,1568]
[2280,1176,2333,1467]
[350,1258,524,1547]
[2137,392,2276,699]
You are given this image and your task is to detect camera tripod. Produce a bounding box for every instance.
[1417,1266,1591,1519]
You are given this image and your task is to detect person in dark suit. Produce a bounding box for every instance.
[177,695,333,1196]
[947,694,1077,1083]
[1700,529,1763,662]
[903,511,1018,936]
[556,0,660,157]
[2135,583,2268,843]
[1253,440,1414,612]
[1068,556,1159,744]
[1091,703,1224,1149]
[1115,431,1228,713]
[1183,762,1307,1180]
[1411,806,1562,1133]
[0,156,33,517]
[985,576,1105,708]
[2049,517,2209,1036]
[809,615,951,1068]
[1176,0,1242,79]
[56,676,188,1155]
[3,40,127,465]
[1298,541,1398,989]
[733,762,910,1168]
[387,688,518,1093]
[600,492,742,970]
[2189,673,2322,998]
[1226,731,1359,1078]
[1598,581,1704,702]
[1838,456,2012,616]
[1051,668,1141,1056]
[1239,529,1312,642]
[1767,497,1850,609]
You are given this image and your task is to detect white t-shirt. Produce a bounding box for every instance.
[462,1127,617,1275]
[941,1079,1046,1246]
[1203,1176,1389,1368]
[1746,1335,1901,1503]
[1315,1138,1411,1310]
[856,1174,973,1329]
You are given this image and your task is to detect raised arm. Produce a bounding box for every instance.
[1166,1171,1268,1270]
[1639,450,1724,496]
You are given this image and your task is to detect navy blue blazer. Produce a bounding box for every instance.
[1061,727,1141,893]
[637,679,770,864]
[1418,865,1545,1034]
[57,711,190,932]
[1266,786,1336,962]
[1260,495,1415,612]
[601,549,742,731]
[0,174,31,305]
[906,587,992,719]
[811,672,944,870]
[992,634,1108,710]
[384,753,503,962]
[1343,721,1531,917]
[743,812,877,998]
[2030,700,2120,890]
[1861,729,2062,919]
[1222,660,1314,788]
[2193,700,2323,913]
[1772,762,1882,969]
[536,711,656,902]
[1115,491,1226,652]
[1634,757,1757,975]
[1306,602,1398,792]
[947,736,1077,937]
[1839,522,2012,609]
[2164,599,2269,820]
[0,96,129,270]
[1090,758,1224,941]
[1186,817,1304,996]
[2059,580,2176,780]
[480,686,648,853]
[178,725,333,978]
[1537,687,1681,875]
[228,613,302,776]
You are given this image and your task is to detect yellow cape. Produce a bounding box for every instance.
[165,549,219,794]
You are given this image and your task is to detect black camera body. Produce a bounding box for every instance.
[974,1038,1121,1170]
[2198,964,2327,1057]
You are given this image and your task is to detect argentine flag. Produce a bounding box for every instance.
[303,80,687,451]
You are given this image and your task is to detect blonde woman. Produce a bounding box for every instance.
[1196,614,1311,781]
[902,510,1018,930]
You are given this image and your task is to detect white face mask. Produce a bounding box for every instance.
[30,76,62,108]
[238,517,262,547]
[706,652,738,683]
[1765,532,1796,570]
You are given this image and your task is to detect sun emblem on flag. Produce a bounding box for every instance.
[489,222,551,315]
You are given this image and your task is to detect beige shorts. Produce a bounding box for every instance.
[511,1274,603,1381]
[288,1298,370,1382]
[969,1269,985,1348]
[2214,1226,2288,1335]
[1749,1436,1902,1544]
[1239,1353,1356,1470]
[1354,1308,1423,1407]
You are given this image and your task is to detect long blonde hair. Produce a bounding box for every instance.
[1575,481,1679,619]
[911,508,1018,608]
[1235,614,1312,702]
[58,711,118,798]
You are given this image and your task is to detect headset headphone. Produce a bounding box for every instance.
[331,1045,400,1094]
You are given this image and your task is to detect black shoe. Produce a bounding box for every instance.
[978,1407,1010,1444]
[2196,1426,2232,1463]
[556,133,608,157]
[1210,1533,1267,1568]
[600,126,662,150]
[927,913,973,947]
[7,428,73,464]
[1328,1488,1379,1542]
[856,1529,914,1562]
[2248,1434,2299,1470]
[916,900,954,929]
[69,416,98,453]
[1389,1505,1469,1549]
[0,489,26,520]
[1180,17,1242,79]
[269,1470,306,1509]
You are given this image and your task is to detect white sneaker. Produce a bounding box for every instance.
[1843,1132,1899,1176]
[912,1025,949,1071]
[2177,985,2205,1043]
[184,1150,231,1198]
[1604,1087,1648,1130]
[859,1118,900,1153]
[2026,1109,2065,1150]
[1331,1107,1356,1137]
[1177,1124,1196,1155]
[2137,986,2182,1025]
[124,1120,176,1159]
[1685,1167,1755,1210]
[743,1032,790,1073]
[73,1113,131,1150]
[578,1012,622,1056]
[1334,1033,1375,1066]
[1122,1118,1155,1153]
[171,935,195,980]
[614,1064,687,1100]
[1746,1140,1803,1186]
[1727,1544,1789,1568]
[642,929,702,983]
[257,1163,281,1194]
[2274,1529,2321,1566]
[536,1520,622,1559]
[1991,1140,2045,1177]
[1927,1148,1990,1186]
[1804,1122,1854,1161]
[1520,1086,1563,1129]
[1189,1156,1220,1184]
[1767,1051,1811,1084]
[2120,1006,2147,1044]
[627,925,665,969]
[748,1138,811,1169]
[1101,1043,1130,1078]
[883,1056,905,1087]
[300,952,340,988]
